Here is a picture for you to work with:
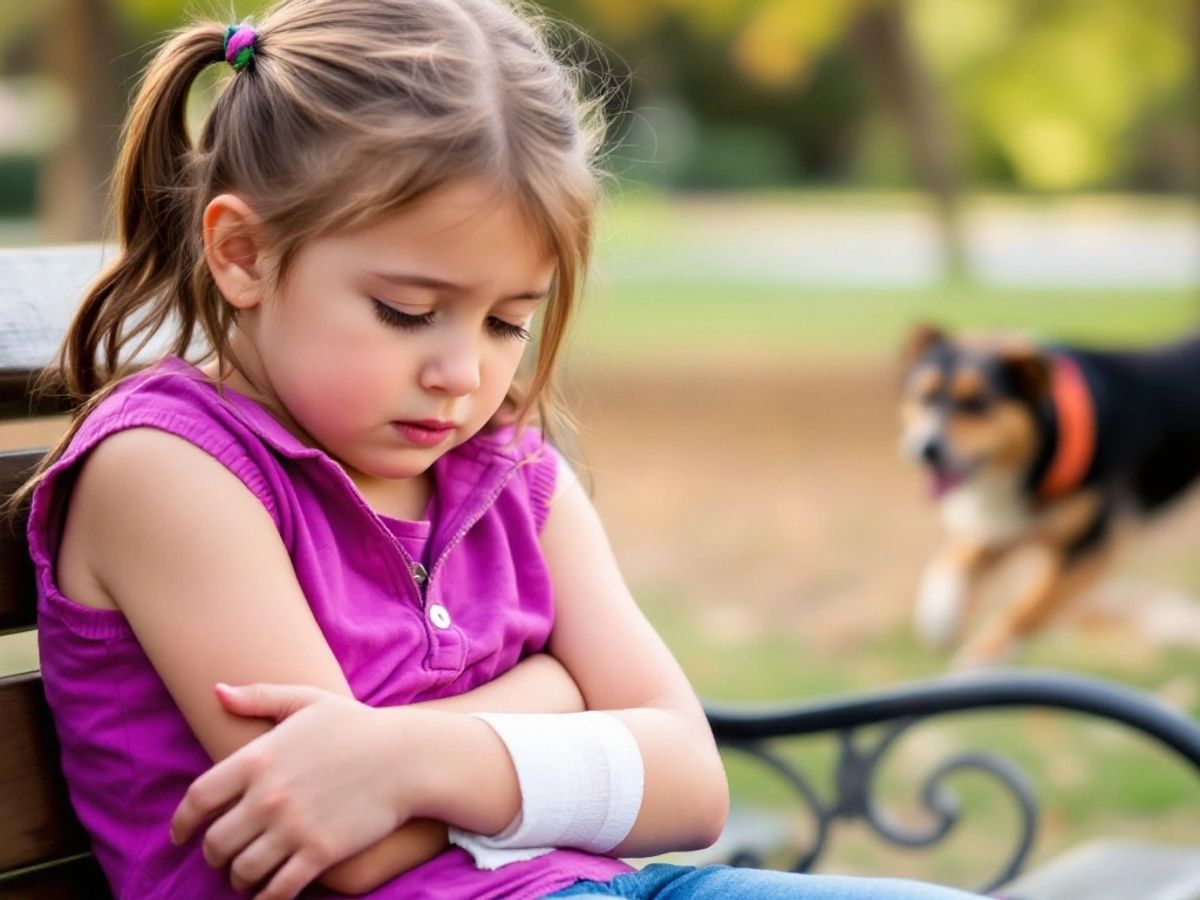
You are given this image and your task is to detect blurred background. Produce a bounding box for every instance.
[2,0,1199,886]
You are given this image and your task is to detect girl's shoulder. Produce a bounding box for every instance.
[73,356,269,446]
[68,356,313,470]
[35,357,289,537]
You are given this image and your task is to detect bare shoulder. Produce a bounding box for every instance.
[57,427,243,611]
[61,425,288,609]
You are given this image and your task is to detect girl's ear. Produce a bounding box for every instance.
[204,194,266,311]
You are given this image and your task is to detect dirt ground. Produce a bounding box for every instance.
[569,359,1200,660]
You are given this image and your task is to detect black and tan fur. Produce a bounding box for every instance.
[900,325,1200,666]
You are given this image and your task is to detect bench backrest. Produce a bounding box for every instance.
[0,245,112,896]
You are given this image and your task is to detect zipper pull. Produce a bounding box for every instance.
[410,562,429,590]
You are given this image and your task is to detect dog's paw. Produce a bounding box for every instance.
[915,562,968,649]
[951,629,1020,670]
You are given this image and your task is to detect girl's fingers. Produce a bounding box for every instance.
[170,751,254,844]
[252,850,325,900]
[216,682,328,722]
[228,831,291,893]
[175,682,329,844]
[200,800,265,870]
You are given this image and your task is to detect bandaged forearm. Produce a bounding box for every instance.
[447,711,644,869]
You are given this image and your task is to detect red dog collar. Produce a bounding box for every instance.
[1038,355,1095,501]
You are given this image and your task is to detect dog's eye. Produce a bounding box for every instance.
[956,394,991,416]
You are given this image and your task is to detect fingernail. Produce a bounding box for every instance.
[215,682,233,694]
[169,829,180,846]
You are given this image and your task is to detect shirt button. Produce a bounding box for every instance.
[428,603,452,629]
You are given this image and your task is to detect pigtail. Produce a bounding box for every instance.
[4,25,229,523]
[61,23,228,401]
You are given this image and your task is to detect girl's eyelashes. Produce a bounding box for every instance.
[372,300,434,330]
[371,299,531,342]
[488,318,531,342]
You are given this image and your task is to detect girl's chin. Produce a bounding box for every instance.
[333,451,437,484]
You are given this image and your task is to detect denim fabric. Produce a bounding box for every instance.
[546,863,984,899]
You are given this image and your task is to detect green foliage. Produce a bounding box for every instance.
[0,155,38,216]
[546,0,1199,192]
[912,0,1196,191]
[1,0,1194,198]
[117,0,270,34]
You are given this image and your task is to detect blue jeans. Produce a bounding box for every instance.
[545,864,984,899]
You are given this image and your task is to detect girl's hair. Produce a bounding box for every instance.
[13,0,603,513]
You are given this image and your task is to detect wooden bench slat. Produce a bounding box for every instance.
[0,245,108,373]
[0,450,43,633]
[0,853,111,900]
[0,369,72,420]
[0,672,92,871]
[1002,837,1200,900]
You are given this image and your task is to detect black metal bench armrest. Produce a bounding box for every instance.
[701,668,1200,894]
[705,668,1200,768]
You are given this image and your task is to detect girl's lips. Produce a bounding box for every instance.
[392,420,455,448]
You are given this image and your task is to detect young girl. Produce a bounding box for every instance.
[22,1,983,898]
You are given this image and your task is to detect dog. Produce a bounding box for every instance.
[899,324,1200,666]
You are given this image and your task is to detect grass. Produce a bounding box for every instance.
[576,280,1200,366]
[640,584,1200,886]
[575,189,1200,365]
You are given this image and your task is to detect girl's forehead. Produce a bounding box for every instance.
[304,192,556,290]
[316,187,542,254]
[356,181,553,257]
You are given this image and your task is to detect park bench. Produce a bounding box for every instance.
[2,245,1200,898]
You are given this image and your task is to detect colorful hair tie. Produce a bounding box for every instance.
[224,23,258,72]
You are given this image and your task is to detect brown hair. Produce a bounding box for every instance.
[13,0,604,512]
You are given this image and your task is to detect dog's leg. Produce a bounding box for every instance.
[954,546,1110,667]
[954,492,1110,667]
[915,540,1002,650]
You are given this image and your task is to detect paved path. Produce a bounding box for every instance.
[599,195,1200,288]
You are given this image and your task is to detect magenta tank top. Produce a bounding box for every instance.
[28,357,632,899]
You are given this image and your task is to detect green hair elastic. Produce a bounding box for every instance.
[224,24,258,72]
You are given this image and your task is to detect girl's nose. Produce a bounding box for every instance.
[418,334,482,396]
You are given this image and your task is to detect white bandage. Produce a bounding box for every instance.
[447,711,644,870]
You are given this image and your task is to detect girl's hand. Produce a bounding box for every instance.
[170,683,419,900]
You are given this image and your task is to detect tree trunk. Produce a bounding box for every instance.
[849,0,965,281]
[39,0,122,242]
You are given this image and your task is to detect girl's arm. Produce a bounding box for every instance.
[60,428,581,895]
[305,653,585,893]
[171,466,729,897]
[409,451,726,855]
[538,475,730,854]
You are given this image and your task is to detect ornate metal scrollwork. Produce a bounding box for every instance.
[717,718,1038,894]
[706,669,1200,894]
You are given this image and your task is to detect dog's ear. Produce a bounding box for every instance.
[998,343,1051,402]
[901,323,946,371]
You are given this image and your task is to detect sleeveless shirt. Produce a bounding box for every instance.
[28,357,632,899]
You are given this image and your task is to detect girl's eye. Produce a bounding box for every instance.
[487,317,531,342]
[372,300,529,341]
[373,300,434,330]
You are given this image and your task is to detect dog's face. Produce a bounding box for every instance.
[900,325,1051,498]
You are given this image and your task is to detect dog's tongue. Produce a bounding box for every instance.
[930,470,962,498]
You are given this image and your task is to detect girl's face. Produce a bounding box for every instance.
[231,179,555,489]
